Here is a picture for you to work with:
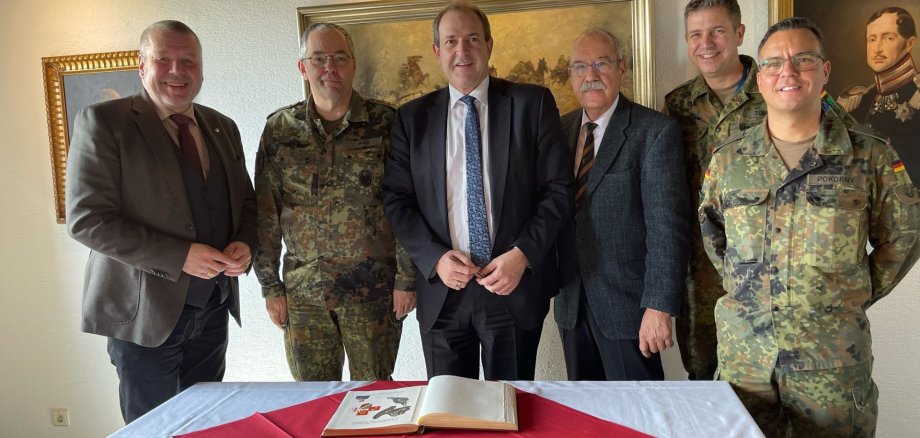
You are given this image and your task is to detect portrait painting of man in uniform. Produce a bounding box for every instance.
[773,1,920,183]
[297,0,655,113]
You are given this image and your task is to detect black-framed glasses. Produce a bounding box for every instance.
[304,53,353,67]
[758,53,824,76]
[569,59,621,77]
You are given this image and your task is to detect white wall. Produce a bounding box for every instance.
[0,1,916,437]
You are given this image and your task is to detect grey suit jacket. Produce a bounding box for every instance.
[554,95,690,340]
[66,92,258,347]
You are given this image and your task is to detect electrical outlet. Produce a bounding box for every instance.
[51,408,70,426]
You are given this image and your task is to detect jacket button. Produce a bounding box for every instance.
[770,267,779,275]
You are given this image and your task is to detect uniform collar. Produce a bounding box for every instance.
[689,55,760,102]
[302,90,369,123]
[738,111,852,157]
[875,54,918,94]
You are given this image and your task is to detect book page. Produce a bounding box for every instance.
[417,375,515,424]
[324,386,425,431]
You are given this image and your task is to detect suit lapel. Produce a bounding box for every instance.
[427,90,450,236]
[132,93,191,220]
[196,110,242,228]
[564,112,582,174]
[487,80,510,230]
[587,95,631,197]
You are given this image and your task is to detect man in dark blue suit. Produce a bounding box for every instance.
[382,1,572,380]
[554,28,690,380]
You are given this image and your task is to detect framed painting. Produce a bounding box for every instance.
[771,1,920,182]
[770,1,920,101]
[296,0,653,113]
[43,51,143,223]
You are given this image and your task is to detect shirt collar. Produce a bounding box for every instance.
[154,100,197,125]
[449,76,490,108]
[689,54,760,102]
[305,90,369,123]
[580,94,619,130]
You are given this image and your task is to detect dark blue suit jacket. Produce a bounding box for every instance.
[383,77,573,332]
[554,96,691,340]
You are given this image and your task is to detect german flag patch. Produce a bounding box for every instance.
[704,168,711,181]
[893,160,906,173]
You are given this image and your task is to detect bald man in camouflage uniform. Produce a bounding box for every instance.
[700,17,920,436]
[255,23,415,381]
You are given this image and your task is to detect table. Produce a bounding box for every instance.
[111,380,763,437]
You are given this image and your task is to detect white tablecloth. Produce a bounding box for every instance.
[111,380,763,438]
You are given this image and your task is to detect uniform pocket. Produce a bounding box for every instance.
[804,186,867,270]
[722,188,770,263]
[850,377,878,432]
[341,144,385,205]
[276,147,318,206]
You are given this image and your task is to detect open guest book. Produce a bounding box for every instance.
[321,375,517,436]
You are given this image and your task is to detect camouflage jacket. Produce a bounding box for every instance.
[664,55,765,198]
[699,113,920,378]
[254,92,415,308]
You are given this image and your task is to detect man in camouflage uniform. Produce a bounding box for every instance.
[663,0,764,381]
[254,23,416,381]
[839,7,920,184]
[699,17,920,436]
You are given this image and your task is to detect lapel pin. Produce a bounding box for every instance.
[214,128,220,133]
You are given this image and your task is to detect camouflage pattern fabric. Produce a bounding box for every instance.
[699,113,920,434]
[663,55,765,380]
[254,91,415,380]
[730,360,878,437]
[284,298,401,381]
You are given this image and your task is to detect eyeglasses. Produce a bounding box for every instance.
[569,59,621,77]
[304,53,353,67]
[758,53,824,76]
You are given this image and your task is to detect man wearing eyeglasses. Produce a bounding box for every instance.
[699,17,920,435]
[254,22,416,381]
[553,28,690,381]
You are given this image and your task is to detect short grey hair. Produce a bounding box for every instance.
[299,22,355,60]
[683,0,742,30]
[574,28,624,61]
[139,20,200,59]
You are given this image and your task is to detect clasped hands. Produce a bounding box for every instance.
[182,241,252,279]
[435,247,528,295]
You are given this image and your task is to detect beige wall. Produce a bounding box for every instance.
[0,1,916,437]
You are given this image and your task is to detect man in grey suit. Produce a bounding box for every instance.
[554,28,690,380]
[66,20,257,422]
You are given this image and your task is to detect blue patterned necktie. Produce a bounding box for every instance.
[460,95,492,266]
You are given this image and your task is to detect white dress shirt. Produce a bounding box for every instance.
[574,96,619,176]
[446,77,495,257]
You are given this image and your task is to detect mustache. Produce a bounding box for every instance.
[580,80,607,92]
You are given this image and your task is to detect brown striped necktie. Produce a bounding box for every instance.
[170,113,204,179]
[574,122,597,217]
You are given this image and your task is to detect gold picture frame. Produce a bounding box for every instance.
[42,51,141,224]
[296,0,653,111]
